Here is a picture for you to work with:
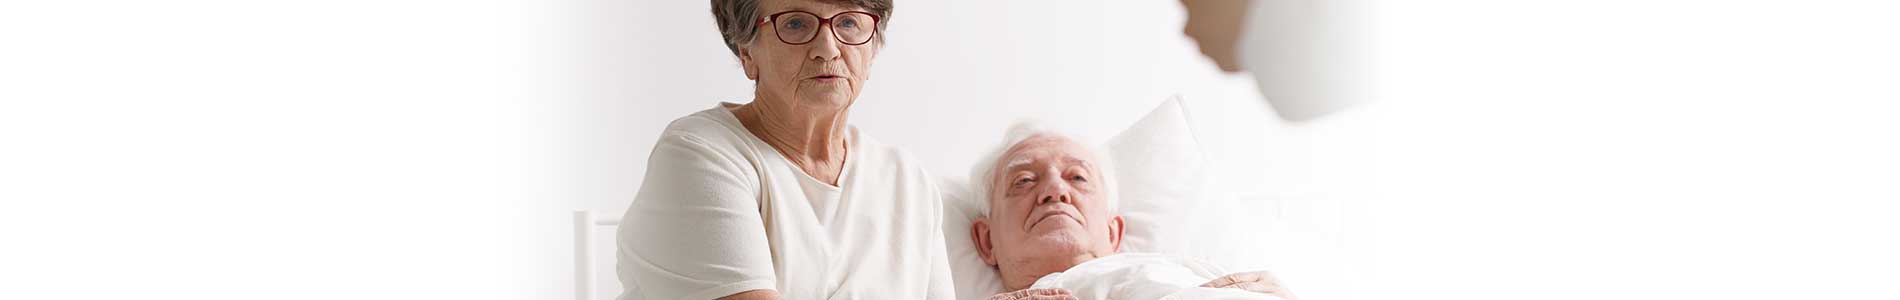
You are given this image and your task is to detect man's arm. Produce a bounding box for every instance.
[988,288,1077,300]
[1201,271,1296,299]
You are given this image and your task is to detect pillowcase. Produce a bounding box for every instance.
[1102,95,1211,255]
[942,95,1211,299]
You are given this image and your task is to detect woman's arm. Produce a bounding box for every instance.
[618,133,778,299]
[718,289,781,300]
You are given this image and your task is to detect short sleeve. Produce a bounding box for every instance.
[617,133,776,299]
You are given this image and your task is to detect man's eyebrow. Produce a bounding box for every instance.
[1053,156,1099,174]
[1062,156,1089,168]
[1001,158,1034,173]
[1001,156,1095,175]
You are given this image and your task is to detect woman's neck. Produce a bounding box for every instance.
[732,98,851,185]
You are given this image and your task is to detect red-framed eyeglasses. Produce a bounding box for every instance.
[756,11,880,45]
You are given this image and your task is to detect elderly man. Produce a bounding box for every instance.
[970,126,1297,300]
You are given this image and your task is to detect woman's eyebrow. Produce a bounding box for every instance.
[779,2,861,14]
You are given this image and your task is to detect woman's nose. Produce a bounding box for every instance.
[807,25,843,61]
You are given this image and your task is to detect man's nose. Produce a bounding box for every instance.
[1037,183,1073,205]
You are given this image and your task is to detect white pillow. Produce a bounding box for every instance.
[942,95,1211,299]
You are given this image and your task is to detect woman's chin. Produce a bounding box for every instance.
[795,90,854,107]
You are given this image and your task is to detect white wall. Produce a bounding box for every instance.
[1,0,569,299]
[1358,1,1900,298]
[568,0,1335,214]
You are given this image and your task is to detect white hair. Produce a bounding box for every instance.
[969,121,1118,218]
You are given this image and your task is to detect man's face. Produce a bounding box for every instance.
[973,134,1123,288]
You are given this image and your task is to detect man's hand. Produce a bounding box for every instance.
[988,288,1076,300]
[1200,271,1296,299]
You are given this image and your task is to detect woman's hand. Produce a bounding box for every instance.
[1200,271,1296,299]
[988,288,1076,300]
[716,289,780,300]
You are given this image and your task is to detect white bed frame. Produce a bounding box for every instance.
[573,210,622,300]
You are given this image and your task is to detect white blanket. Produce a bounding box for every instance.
[1028,253,1285,300]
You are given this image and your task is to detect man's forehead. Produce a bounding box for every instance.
[1001,155,1088,171]
[997,136,1095,171]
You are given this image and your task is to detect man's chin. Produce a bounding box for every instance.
[1026,230,1093,252]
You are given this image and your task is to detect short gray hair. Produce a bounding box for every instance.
[710,0,893,57]
[969,122,1119,218]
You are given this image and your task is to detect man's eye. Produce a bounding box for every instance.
[1070,175,1088,182]
[1013,177,1034,187]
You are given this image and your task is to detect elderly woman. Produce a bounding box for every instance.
[616,0,953,299]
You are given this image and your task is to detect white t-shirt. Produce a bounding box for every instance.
[617,103,955,300]
[1029,253,1282,300]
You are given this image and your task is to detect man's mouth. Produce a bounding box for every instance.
[809,74,845,80]
[1031,210,1078,229]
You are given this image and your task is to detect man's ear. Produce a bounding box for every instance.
[972,217,998,266]
[1108,215,1126,253]
[738,45,760,80]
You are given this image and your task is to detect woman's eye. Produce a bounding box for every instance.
[1070,175,1088,182]
[1013,177,1034,187]
[838,19,858,28]
[785,19,807,29]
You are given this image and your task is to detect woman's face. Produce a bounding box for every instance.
[740,0,880,109]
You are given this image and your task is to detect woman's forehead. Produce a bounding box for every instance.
[761,0,866,14]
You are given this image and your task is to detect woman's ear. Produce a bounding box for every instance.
[738,46,760,80]
[972,217,997,266]
[860,40,879,80]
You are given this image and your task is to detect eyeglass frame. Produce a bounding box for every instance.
[755,10,881,46]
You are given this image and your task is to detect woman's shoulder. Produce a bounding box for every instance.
[656,106,752,146]
[645,107,765,177]
[849,129,929,175]
[846,130,946,218]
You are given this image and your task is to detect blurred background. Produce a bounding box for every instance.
[3,0,1897,299]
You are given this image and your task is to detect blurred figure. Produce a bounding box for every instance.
[1182,0,1375,121]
